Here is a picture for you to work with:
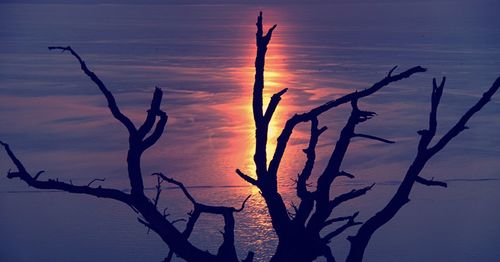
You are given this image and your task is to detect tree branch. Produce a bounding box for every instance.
[307,99,366,231]
[48,46,136,134]
[339,170,355,179]
[329,184,375,209]
[153,173,197,205]
[417,77,446,151]
[323,245,336,262]
[352,133,395,144]
[264,88,288,123]
[34,170,46,180]
[297,118,326,199]
[324,212,360,228]
[252,12,278,184]
[154,172,251,261]
[346,76,500,262]
[415,176,447,188]
[138,87,164,138]
[429,76,500,155]
[268,66,426,182]
[141,109,168,151]
[323,212,362,242]
[235,195,252,212]
[235,169,258,186]
[1,141,132,204]
[151,173,165,208]
[87,178,106,187]
[0,140,28,174]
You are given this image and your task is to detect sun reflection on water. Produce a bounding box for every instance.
[241,41,293,176]
[203,20,300,257]
[197,16,317,259]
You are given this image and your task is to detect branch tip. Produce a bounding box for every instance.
[34,170,45,180]
[416,176,447,188]
[87,178,106,187]
[236,169,258,186]
[235,195,252,212]
[388,65,398,77]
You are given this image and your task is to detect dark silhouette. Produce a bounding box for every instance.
[2,12,499,262]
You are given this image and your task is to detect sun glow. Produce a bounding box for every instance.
[208,13,300,189]
[241,39,293,179]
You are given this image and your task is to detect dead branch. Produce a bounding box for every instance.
[323,212,362,242]
[267,66,426,179]
[141,108,168,151]
[235,169,258,186]
[307,100,371,232]
[264,88,288,123]
[252,11,279,184]
[151,173,165,208]
[155,172,251,261]
[48,46,136,134]
[346,76,500,262]
[324,212,360,228]
[87,178,106,187]
[352,133,395,144]
[297,118,327,200]
[417,77,446,151]
[2,47,225,261]
[293,118,327,226]
[235,195,252,212]
[1,142,132,208]
[339,171,355,179]
[329,184,375,210]
[138,86,164,138]
[323,246,336,262]
[415,176,447,188]
[34,170,46,180]
[429,76,500,155]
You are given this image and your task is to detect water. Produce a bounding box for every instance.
[1,1,499,261]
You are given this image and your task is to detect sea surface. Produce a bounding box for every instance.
[1,1,499,261]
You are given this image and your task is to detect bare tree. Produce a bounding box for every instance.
[1,46,252,262]
[2,12,499,262]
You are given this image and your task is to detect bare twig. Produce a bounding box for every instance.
[235,195,252,212]
[267,66,426,179]
[48,46,136,134]
[352,133,395,144]
[324,212,360,227]
[1,141,131,204]
[235,169,258,186]
[264,88,288,123]
[87,178,106,187]
[347,76,500,262]
[339,171,355,179]
[323,212,362,242]
[416,176,447,188]
[33,170,46,180]
[330,184,375,209]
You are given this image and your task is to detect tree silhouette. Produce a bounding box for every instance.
[2,12,499,262]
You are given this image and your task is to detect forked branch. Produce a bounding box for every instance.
[1,141,131,204]
[267,66,426,182]
[346,76,500,262]
[152,173,252,261]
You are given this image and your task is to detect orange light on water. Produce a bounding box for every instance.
[208,13,304,189]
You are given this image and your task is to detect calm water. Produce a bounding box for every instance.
[1,1,500,261]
